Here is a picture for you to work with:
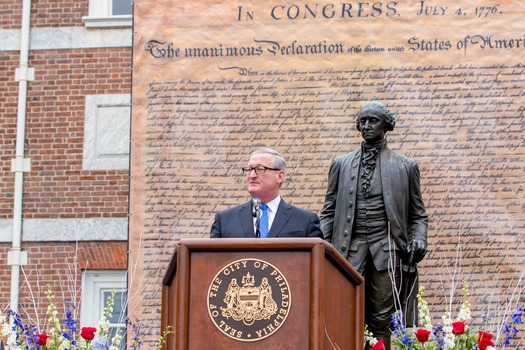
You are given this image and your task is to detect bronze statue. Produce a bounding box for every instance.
[320,101,428,349]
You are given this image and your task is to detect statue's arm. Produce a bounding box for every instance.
[320,159,341,243]
[407,162,429,263]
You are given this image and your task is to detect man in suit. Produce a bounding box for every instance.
[320,102,428,349]
[210,148,322,238]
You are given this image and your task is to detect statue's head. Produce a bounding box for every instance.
[355,101,396,133]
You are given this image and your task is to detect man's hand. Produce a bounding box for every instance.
[406,239,427,266]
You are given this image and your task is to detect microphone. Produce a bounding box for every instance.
[252,198,261,218]
[252,198,262,237]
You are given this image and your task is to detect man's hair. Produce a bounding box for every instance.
[250,148,287,172]
[355,101,396,132]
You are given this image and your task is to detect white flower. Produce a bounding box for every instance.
[110,331,123,349]
[364,324,378,346]
[62,339,71,349]
[1,322,12,338]
[417,287,433,330]
[442,310,456,350]
[457,306,471,322]
[457,279,472,323]
[98,318,110,332]
[7,331,18,347]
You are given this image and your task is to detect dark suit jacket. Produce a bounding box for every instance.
[210,199,323,238]
[320,143,428,271]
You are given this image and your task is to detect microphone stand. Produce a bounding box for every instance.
[255,213,261,238]
[252,198,261,238]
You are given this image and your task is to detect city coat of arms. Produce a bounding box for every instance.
[207,258,291,341]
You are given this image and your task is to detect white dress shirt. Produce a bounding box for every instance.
[253,195,281,234]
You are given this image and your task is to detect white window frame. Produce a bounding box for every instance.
[81,270,128,334]
[82,0,132,28]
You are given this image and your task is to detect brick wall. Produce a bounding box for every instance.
[0,0,88,30]
[0,241,127,321]
[0,0,132,332]
[0,48,131,219]
[0,51,19,218]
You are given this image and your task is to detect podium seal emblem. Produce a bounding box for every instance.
[207,258,291,341]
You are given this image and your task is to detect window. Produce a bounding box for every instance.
[83,0,133,28]
[112,0,133,15]
[81,271,128,349]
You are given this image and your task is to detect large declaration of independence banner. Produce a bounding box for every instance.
[129,0,525,342]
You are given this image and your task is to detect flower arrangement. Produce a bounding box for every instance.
[365,325,387,350]
[387,279,525,350]
[360,237,525,350]
[0,285,172,350]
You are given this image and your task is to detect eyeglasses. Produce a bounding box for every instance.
[241,166,281,175]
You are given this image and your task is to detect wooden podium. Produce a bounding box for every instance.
[162,238,364,349]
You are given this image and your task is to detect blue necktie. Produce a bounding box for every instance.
[260,204,269,238]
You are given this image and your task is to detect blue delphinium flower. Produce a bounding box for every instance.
[501,305,523,346]
[391,311,413,349]
[62,299,78,348]
[8,311,28,346]
[432,323,446,350]
[391,311,401,338]
[512,306,524,324]
[127,318,145,349]
[401,334,412,348]
[480,310,490,330]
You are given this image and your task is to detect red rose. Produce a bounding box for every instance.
[414,328,431,342]
[478,331,494,350]
[371,338,385,350]
[80,326,97,341]
[36,333,48,346]
[452,321,466,335]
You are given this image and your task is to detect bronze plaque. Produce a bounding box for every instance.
[207,258,291,342]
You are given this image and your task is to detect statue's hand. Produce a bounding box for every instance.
[406,239,427,266]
